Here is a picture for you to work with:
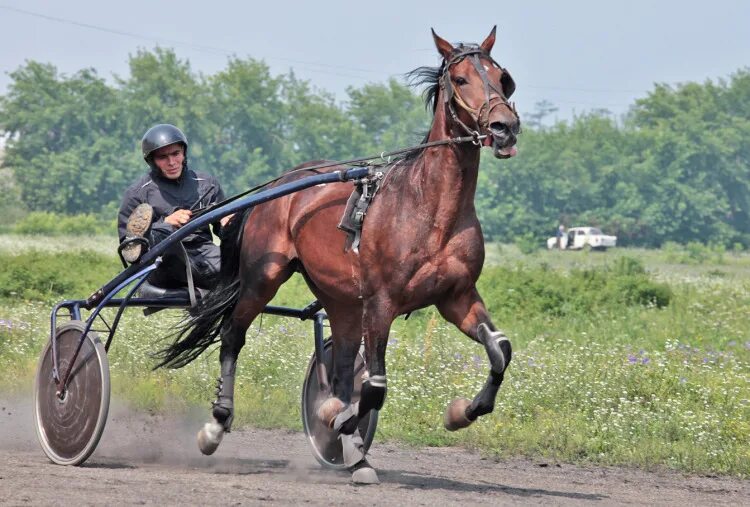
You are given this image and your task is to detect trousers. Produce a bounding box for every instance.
[146,227,221,290]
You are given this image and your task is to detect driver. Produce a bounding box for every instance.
[117,124,231,291]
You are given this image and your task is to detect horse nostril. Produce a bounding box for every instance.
[489,122,510,135]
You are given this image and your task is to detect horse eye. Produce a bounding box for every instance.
[455,76,468,86]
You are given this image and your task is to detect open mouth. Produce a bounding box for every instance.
[488,125,518,159]
[491,137,517,158]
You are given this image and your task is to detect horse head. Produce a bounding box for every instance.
[432,26,521,158]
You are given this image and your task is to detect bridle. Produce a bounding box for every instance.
[440,45,519,144]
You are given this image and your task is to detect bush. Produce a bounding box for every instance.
[515,232,539,255]
[14,212,113,236]
[0,250,120,300]
[662,241,725,265]
[478,258,671,318]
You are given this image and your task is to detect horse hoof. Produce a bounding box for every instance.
[317,397,346,429]
[444,397,473,431]
[352,466,380,485]
[197,420,224,455]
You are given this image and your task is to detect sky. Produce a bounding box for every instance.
[0,0,749,125]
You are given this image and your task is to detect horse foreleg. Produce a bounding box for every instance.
[315,331,378,481]
[437,286,512,431]
[326,298,391,485]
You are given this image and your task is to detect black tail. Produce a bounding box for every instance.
[154,209,251,369]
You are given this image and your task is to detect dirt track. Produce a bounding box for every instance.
[0,398,748,506]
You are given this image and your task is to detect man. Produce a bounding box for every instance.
[118,124,230,292]
[556,224,565,249]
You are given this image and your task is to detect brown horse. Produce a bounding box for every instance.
[158,27,521,483]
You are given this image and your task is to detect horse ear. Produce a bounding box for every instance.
[480,25,497,53]
[431,28,454,60]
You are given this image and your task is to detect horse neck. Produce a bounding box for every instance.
[414,100,482,219]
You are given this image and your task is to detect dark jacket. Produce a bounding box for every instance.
[118,166,225,246]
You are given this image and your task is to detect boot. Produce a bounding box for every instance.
[120,203,153,263]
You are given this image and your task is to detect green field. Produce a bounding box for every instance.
[1,235,748,476]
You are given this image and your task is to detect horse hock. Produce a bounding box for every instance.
[444,323,512,431]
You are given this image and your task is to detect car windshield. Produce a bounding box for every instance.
[590,228,602,234]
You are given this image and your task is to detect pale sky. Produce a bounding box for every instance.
[1,1,749,123]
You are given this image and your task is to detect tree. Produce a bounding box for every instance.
[346,79,430,152]
[203,57,283,192]
[524,100,558,130]
[0,62,130,213]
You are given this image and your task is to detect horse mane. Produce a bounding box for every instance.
[405,60,445,115]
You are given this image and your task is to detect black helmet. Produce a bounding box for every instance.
[141,124,188,166]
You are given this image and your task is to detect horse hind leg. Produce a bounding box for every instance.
[198,263,293,455]
[437,287,512,431]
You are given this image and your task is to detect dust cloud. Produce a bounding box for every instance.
[0,392,320,481]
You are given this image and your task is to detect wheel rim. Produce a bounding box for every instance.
[301,340,378,469]
[34,321,110,466]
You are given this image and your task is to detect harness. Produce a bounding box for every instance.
[337,167,388,252]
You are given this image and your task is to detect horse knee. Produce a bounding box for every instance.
[359,375,387,415]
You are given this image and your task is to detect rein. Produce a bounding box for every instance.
[191,132,487,221]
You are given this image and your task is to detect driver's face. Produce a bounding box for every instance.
[152,143,185,180]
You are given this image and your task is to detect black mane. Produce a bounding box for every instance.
[396,60,445,164]
[405,60,445,114]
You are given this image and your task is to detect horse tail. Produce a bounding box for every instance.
[154,208,251,369]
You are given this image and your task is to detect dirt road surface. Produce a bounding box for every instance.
[1,398,748,506]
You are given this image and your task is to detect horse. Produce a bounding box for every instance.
[157,27,521,484]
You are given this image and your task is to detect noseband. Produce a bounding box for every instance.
[440,45,519,142]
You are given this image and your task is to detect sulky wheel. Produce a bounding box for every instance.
[301,339,378,469]
[34,320,110,466]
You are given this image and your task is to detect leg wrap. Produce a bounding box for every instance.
[333,375,387,435]
[341,430,366,468]
[333,402,360,435]
[212,375,235,431]
[477,323,512,375]
[358,375,387,416]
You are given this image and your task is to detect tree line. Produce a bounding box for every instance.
[1,48,748,247]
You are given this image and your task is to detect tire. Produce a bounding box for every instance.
[34,320,110,466]
[301,338,378,470]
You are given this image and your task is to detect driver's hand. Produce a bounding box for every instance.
[165,209,192,228]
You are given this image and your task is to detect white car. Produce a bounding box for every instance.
[547,227,617,251]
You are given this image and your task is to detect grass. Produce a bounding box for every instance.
[1,235,748,476]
